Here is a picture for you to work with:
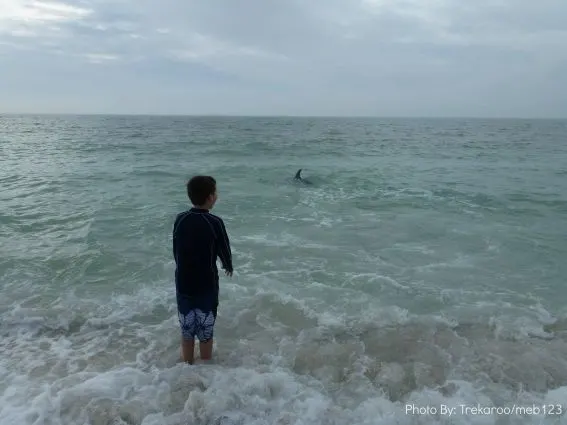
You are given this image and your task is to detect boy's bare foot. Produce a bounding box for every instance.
[181,337,195,364]
[199,339,214,361]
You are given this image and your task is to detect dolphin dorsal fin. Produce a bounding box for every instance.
[295,169,302,179]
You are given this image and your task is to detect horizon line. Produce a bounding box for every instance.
[1,112,566,120]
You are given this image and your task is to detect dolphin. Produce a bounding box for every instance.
[293,168,312,185]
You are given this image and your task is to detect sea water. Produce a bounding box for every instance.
[1,115,566,425]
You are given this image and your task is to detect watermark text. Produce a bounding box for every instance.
[405,403,563,417]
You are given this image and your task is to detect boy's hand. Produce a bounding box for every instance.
[225,270,233,277]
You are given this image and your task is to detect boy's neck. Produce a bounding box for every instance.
[192,204,210,211]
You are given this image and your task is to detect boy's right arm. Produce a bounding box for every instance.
[217,218,233,276]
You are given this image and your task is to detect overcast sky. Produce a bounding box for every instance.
[1,0,566,117]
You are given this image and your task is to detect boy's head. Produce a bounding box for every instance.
[186,175,217,209]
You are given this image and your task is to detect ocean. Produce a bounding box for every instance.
[1,115,566,425]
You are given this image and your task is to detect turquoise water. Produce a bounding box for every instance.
[1,115,567,424]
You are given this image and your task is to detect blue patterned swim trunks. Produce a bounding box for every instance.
[176,293,217,342]
[178,308,217,342]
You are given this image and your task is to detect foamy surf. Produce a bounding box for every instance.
[2,280,567,424]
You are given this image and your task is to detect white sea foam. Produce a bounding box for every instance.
[3,277,566,424]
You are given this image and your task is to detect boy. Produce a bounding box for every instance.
[172,175,233,364]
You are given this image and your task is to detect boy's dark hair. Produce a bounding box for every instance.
[186,175,216,206]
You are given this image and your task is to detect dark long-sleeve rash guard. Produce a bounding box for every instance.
[172,208,233,305]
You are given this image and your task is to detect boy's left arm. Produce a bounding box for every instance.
[172,215,179,260]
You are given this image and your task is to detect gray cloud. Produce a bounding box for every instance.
[1,0,566,117]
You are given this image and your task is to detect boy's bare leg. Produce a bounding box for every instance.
[199,339,213,361]
[181,337,195,364]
